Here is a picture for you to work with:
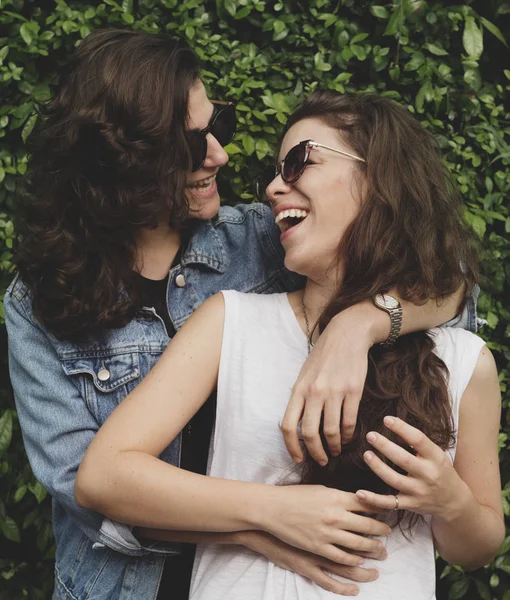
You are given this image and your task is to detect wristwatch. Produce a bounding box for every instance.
[372,294,403,347]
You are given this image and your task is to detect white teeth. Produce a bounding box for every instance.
[275,209,309,224]
[190,175,216,189]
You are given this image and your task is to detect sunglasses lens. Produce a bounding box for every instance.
[211,104,236,147]
[188,131,207,172]
[282,142,307,183]
[255,165,277,202]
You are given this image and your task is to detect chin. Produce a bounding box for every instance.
[189,195,221,221]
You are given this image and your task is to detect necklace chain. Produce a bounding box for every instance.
[301,297,313,354]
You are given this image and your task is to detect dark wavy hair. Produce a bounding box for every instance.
[290,91,479,528]
[16,29,200,339]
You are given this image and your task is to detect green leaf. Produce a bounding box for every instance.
[29,481,47,504]
[449,577,470,600]
[471,214,486,238]
[370,5,389,19]
[122,0,133,12]
[121,13,134,24]
[1,517,20,543]
[480,17,508,47]
[474,580,492,600]
[384,8,402,36]
[21,113,38,143]
[242,134,255,156]
[19,23,33,46]
[0,167,5,184]
[0,411,13,452]
[463,17,483,60]
[424,43,448,56]
[0,47,9,66]
[13,486,27,503]
[235,7,251,20]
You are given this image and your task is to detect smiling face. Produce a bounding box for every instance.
[266,118,364,283]
[185,81,229,220]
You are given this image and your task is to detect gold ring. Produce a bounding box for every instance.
[394,494,399,511]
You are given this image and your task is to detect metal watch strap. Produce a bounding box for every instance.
[381,306,403,347]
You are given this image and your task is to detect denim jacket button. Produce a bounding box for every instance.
[97,368,111,382]
[175,274,186,288]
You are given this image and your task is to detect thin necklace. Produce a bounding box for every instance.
[301,297,314,354]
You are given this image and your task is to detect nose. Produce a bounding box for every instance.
[265,172,293,208]
[203,132,229,169]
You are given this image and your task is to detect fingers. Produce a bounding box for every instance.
[307,567,361,596]
[340,391,362,445]
[300,385,329,465]
[322,544,367,567]
[357,490,409,512]
[323,396,343,457]
[356,546,388,561]
[383,416,441,460]
[343,510,392,538]
[365,431,420,476]
[332,531,387,555]
[363,450,413,493]
[323,561,379,583]
[280,391,305,463]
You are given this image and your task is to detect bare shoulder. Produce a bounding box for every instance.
[470,345,499,387]
[181,292,226,332]
[460,344,501,419]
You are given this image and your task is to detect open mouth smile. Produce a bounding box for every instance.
[275,208,309,233]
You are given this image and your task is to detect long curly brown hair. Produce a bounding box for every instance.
[16,29,200,339]
[291,92,479,528]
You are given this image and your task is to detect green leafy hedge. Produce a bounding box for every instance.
[0,1,509,598]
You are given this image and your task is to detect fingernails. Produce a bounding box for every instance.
[357,557,364,566]
[293,456,303,464]
[366,432,377,443]
[364,451,374,462]
[384,416,395,426]
[318,459,328,467]
[356,491,367,500]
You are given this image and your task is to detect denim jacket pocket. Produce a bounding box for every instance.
[62,352,141,424]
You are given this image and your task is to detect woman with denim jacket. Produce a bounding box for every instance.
[6,29,475,600]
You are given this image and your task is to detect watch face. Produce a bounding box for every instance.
[377,294,399,309]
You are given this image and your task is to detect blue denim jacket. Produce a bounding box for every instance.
[5,203,478,600]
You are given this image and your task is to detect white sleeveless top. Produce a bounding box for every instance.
[190,291,485,600]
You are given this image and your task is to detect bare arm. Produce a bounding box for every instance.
[76,292,390,565]
[431,346,504,568]
[282,285,466,464]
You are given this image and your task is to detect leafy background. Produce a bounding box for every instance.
[0,0,509,598]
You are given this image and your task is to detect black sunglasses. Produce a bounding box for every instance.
[255,139,365,202]
[188,102,237,172]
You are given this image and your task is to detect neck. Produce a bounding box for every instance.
[289,273,341,343]
[135,223,182,280]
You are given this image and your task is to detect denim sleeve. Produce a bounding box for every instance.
[441,284,480,333]
[4,286,176,557]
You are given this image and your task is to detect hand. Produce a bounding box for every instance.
[356,416,465,519]
[281,304,376,465]
[264,485,391,565]
[241,531,386,597]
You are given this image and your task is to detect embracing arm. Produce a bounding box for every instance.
[76,292,390,565]
[282,285,468,464]
[431,346,504,568]
[4,286,103,538]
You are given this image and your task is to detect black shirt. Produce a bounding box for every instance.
[136,265,215,600]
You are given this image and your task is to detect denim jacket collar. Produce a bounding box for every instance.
[181,220,226,274]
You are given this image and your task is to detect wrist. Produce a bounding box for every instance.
[333,301,390,346]
[434,478,475,524]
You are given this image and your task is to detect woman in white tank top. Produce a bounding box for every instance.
[77,92,504,599]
